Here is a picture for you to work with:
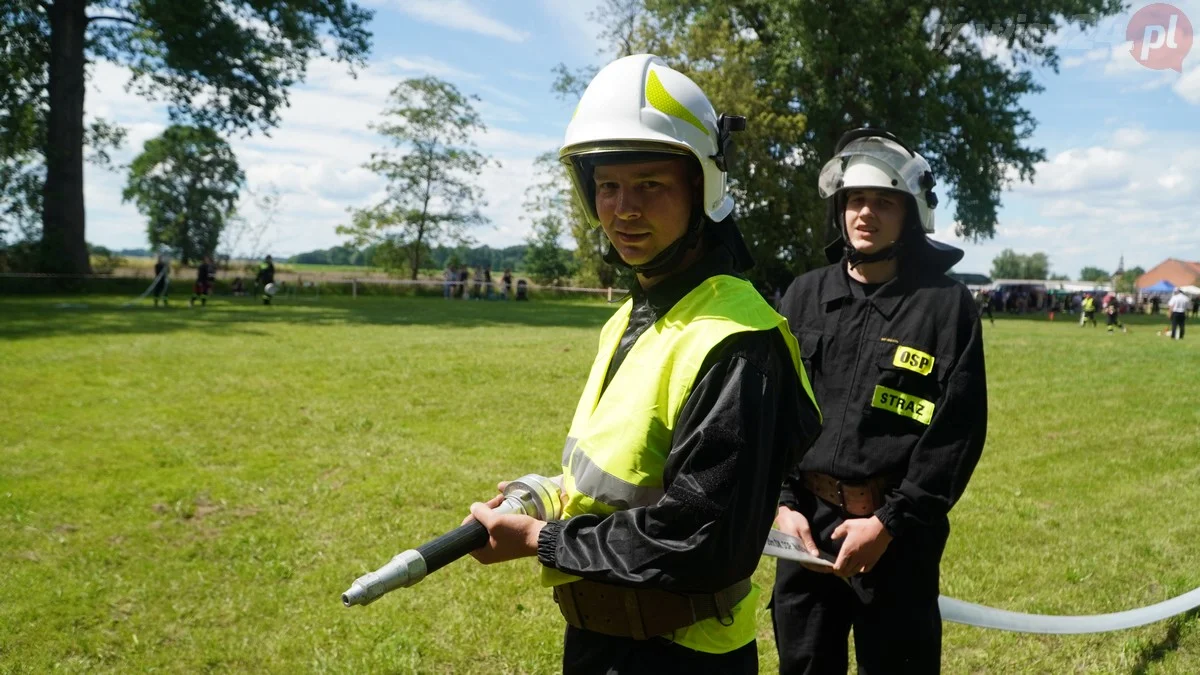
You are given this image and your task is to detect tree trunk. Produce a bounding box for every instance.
[411,228,423,281]
[41,0,90,274]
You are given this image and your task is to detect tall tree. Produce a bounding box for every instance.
[523,218,575,286]
[1115,266,1144,294]
[1,0,372,274]
[1079,266,1110,282]
[561,0,1123,281]
[990,248,1050,280]
[524,151,618,287]
[338,77,494,280]
[122,125,244,264]
[521,152,577,286]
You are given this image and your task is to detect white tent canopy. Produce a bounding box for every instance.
[1181,285,1200,296]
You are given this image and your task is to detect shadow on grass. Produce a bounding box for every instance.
[1129,608,1200,674]
[0,295,616,341]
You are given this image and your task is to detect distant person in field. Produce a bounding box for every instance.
[1151,295,1160,315]
[458,267,470,299]
[501,268,513,299]
[976,289,995,325]
[1168,288,1189,340]
[190,255,216,307]
[230,277,245,296]
[1080,293,1097,327]
[444,263,458,299]
[1104,294,1126,334]
[1192,294,1199,318]
[484,264,494,299]
[151,254,170,307]
[472,266,483,299]
[256,255,276,305]
[514,278,528,301]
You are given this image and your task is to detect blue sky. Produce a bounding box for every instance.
[84,0,1200,279]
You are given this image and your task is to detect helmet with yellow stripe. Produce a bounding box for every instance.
[560,54,741,228]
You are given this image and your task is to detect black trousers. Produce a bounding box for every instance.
[1171,312,1186,339]
[771,494,949,675]
[562,625,757,675]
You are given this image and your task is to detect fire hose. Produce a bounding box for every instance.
[343,474,1200,634]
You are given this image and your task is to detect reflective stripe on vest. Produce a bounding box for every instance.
[542,274,818,654]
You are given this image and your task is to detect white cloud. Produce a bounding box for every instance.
[392,56,480,80]
[1063,47,1109,68]
[959,129,1200,277]
[1017,147,1133,194]
[506,70,544,82]
[1103,41,1148,76]
[1110,127,1150,147]
[391,0,530,43]
[1173,63,1200,103]
[538,0,606,58]
[79,55,563,257]
[477,84,531,109]
[1120,71,1177,92]
[1094,1,1200,105]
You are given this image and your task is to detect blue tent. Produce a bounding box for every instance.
[1141,280,1176,293]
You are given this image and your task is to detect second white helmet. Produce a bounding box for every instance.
[559,54,734,226]
[817,130,939,233]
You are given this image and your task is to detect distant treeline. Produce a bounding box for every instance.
[83,243,530,273]
[288,244,528,271]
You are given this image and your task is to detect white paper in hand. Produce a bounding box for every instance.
[763,530,835,568]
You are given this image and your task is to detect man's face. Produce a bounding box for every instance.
[843,188,907,255]
[593,158,695,266]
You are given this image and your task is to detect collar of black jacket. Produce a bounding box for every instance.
[818,264,910,320]
[630,242,738,315]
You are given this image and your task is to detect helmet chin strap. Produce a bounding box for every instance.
[603,207,706,279]
[844,241,901,270]
[839,209,901,270]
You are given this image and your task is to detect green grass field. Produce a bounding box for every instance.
[2,295,1199,673]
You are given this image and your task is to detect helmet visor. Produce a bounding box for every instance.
[817,143,931,199]
[560,141,692,226]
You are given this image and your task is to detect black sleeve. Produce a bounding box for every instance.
[874,298,988,538]
[775,276,812,511]
[537,330,822,593]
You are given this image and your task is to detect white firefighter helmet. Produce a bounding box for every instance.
[817,130,938,233]
[559,54,736,227]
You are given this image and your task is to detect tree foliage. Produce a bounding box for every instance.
[521,153,577,286]
[1115,266,1145,294]
[338,77,493,280]
[523,219,575,286]
[1,0,372,273]
[122,125,244,264]
[218,184,281,263]
[1,0,51,249]
[559,0,1123,281]
[990,248,1051,280]
[1078,266,1110,282]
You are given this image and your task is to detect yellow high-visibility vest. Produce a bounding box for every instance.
[543,274,816,654]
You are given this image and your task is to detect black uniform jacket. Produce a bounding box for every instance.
[777,248,987,539]
[537,246,823,593]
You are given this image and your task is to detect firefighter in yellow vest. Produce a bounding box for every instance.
[1080,293,1097,327]
[467,54,822,673]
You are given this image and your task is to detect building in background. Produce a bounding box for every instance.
[1136,259,1200,292]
